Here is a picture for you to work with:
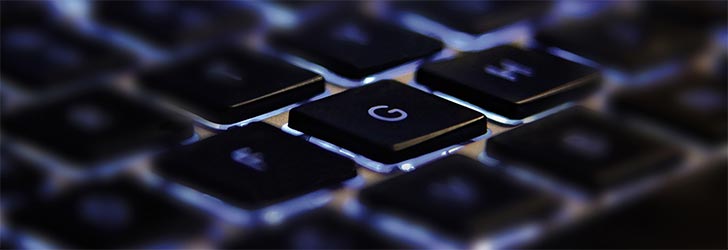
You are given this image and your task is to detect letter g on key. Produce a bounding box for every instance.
[368,105,408,122]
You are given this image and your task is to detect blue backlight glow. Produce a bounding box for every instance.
[410,81,575,126]
[277,53,427,87]
[282,123,491,173]
[398,13,533,52]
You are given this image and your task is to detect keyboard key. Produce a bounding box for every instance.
[535,12,708,72]
[360,155,558,239]
[487,107,682,194]
[611,74,727,145]
[525,159,727,249]
[648,1,728,28]
[0,26,135,93]
[1,88,193,168]
[138,47,325,127]
[1,148,46,209]
[394,1,552,35]
[221,209,408,249]
[153,122,356,209]
[7,177,209,249]
[272,18,442,79]
[93,1,259,49]
[416,45,600,120]
[0,1,58,27]
[289,80,487,164]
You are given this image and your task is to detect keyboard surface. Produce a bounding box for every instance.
[1,1,725,249]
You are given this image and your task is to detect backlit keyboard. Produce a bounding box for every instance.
[1,1,726,249]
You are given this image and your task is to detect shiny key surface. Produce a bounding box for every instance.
[360,155,558,239]
[153,122,357,209]
[487,107,682,195]
[138,47,325,127]
[417,45,600,120]
[289,80,488,164]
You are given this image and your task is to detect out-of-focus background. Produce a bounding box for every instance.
[1,0,726,249]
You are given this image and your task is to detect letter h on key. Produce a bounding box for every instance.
[485,59,533,82]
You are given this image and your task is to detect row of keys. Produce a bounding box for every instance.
[5,71,721,178]
[4,150,720,249]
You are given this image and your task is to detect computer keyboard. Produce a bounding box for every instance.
[0,1,725,249]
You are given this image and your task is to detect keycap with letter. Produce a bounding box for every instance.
[289,80,488,166]
[138,47,325,129]
[416,45,600,122]
[153,122,357,209]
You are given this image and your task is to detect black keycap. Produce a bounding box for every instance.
[220,209,409,249]
[525,159,727,249]
[487,107,682,194]
[417,45,600,120]
[7,177,209,249]
[138,47,325,128]
[1,148,46,210]
[272,18,442,79]
[289,80,488,164]
[535,12,708,72]
[360,155,558,239]
[611,74,727,145]
[394,1,552,35]
[1,88,193,168]
[0,1,58,27]
[153,122,357,209]
[93,1,259,49]
[0,26,135,93]
[648,1,728,28]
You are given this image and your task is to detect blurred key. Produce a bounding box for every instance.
[648,1,728,28]
[0,26,135,93]
[154,122,356,209]
[611,74,727,144]
[272,18,442,79]
[221,209,408,249]
[417,45,600,121]
[1,88,193,169]
[525,159,727,249]
[1,148,46,210]
[289,80,487,164]
[360,155,558,239]
[394,1,552,35]
[93,1,259,49]
[138,47,325,128]
[487,107,682,195]
[7,177,210,249]
[536,12,708,72]
[0,1,58,27]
